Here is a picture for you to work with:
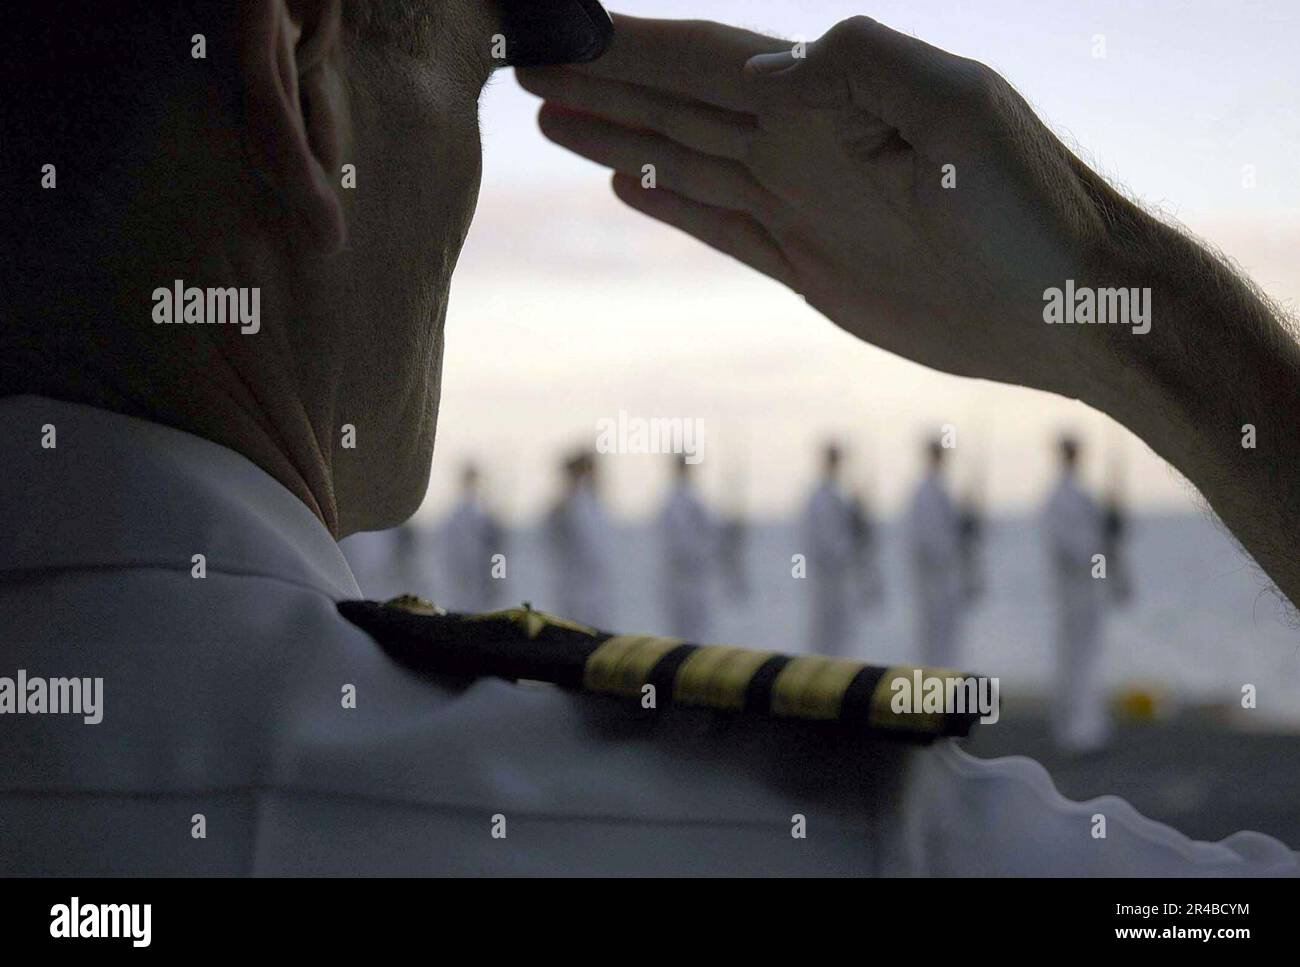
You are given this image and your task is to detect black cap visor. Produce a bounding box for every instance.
[501,0,614,67]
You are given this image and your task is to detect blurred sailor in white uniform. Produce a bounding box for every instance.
[2,1,1294,878]
[657,455,717,641]
[438,462,504,614]
[906,440,966,668]
[1043,435,1112,754]
[802,442,859,656]
[545,451,615,629]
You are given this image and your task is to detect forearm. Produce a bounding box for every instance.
[1092,211,1300,609]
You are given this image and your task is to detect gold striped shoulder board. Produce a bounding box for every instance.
[338,598,985,742]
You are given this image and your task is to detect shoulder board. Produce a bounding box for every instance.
[338,596,986,742]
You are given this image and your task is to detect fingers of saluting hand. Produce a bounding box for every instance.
[550,13,792,113]
[539,103,778,221]
[610,173,798,291]
[518,67,757,164]
[536,13,984,156]
[744,17,991,152]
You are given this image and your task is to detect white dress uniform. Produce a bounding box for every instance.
[438,496,501,614]
[658,482,716,641]
[802,480,857,656]
[906,474,965,669]
[1,396,1294,875]
[544,481,614,630]
[1043,472,1111,753]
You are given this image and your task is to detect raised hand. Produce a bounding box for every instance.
[517,14,1146,405]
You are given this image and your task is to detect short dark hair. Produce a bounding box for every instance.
[1059,435,1080,465]
[344,1,452,58]
[1,1,414,149]
[0,0,403,290]
[0,1,433,400]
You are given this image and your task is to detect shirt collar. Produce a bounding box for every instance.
[0,395,360,599]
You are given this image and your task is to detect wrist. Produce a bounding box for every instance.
[1086,209,1299,494]
[1068,197,1300,607]
[1070,214,1192,439]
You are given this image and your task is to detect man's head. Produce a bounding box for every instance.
[460,461,482,494]
[1058,434,1081,471]
[821,441,842,478]
[561,450,586,489]
[926,437,946,472]
[1,1,608,537]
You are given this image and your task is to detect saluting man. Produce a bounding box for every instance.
[2,2,1295,876]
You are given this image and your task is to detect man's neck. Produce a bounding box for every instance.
[5,190,348,537]
[30,367,341,538]
[180,388,341,536]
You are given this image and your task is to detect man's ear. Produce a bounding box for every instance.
[239,0,347,253]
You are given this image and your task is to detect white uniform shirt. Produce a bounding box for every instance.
[438,496,500,613]
[801,480,860,655]
[658,482,717,640]
[544,481,614,629]
[1045,474,1105,584]
[660,483,716,579]
[906,474,963,585]
[1043,472,1111,751]
[1,396,1294,875]
[804,480,856,574]
[906,473,967,667]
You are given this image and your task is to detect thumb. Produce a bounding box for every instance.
[744,50,801,76]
